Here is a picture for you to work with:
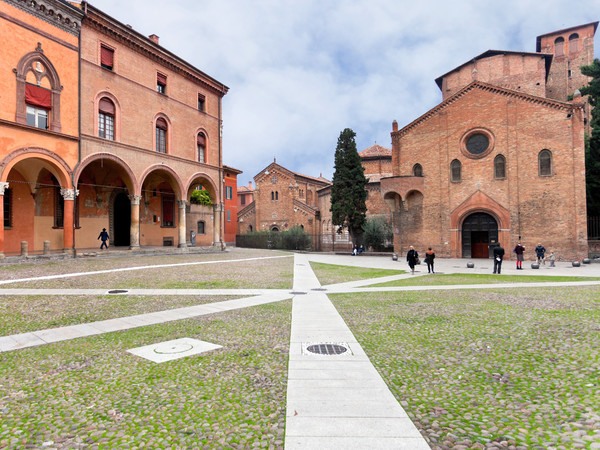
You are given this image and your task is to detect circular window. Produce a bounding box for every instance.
[465,133,489,155]
[460,129,494,159]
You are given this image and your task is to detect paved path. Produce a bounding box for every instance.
[0,251,598,448]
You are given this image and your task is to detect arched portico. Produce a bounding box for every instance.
[186,173,221,247]
[0,148,74,255]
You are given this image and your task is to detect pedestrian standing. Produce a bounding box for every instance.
[425,247,435,273]
[406,245,419,274]
[549,250,556,267]
[493,243,505,274]
[513,241,525,269]
[535,243,546,265]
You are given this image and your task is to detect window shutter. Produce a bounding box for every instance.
[99,98,115,115]
[100,45,114,68]
[157,72,167,85]
[25,84,52,109]
[156,117,168,130]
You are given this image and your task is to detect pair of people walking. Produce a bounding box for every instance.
[406,246,435,274]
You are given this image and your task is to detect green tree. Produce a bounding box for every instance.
[330,128,368,244]
[363,217,393,251]
[190,189,212,206]
[580,58,600,217]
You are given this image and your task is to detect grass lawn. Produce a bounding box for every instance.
[0,301,291,449]
[310,261,406,285]
[367,272,600,287]
[331,287,600,449]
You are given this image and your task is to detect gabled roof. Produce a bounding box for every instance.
[359,144,392,158]
[536,21,599,51]
[238,185,253,193]
[238,201,255,217]
[254,161,331,186]
[392,80,581,139]
[434,50,553,91]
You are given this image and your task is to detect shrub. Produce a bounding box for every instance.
[190,189,212,206]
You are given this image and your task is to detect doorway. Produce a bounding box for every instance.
[113,192,131,246]
[462,212,498,258]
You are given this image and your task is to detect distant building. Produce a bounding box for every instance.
[381,22,597,260]
[223,165,242,244]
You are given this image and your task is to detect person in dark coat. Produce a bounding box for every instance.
[535,243,546,265]
[513,241,525,269]
[406,245,418,274]
[493,244,505,274]
[424,247,435,273]
[98,228,109,250]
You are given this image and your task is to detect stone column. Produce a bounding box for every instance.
[129,195,141,249]
[177,200,187,248]
[61,188,77,255]
[213,203,223,247]
[0,182,8,258]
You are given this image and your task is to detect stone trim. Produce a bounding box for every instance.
[4,0,83,36]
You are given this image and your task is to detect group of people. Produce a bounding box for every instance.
[406,241,556,275]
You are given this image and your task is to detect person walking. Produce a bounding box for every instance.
[513,241,525,269]
[98,228,109,250]
[535,243,546,265]
[406,245,419,274]
[493,243,505,274]
[425,247,435,273]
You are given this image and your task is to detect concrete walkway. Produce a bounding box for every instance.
[284,253,429,449]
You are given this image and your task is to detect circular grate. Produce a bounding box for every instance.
[306,343,348,355]
[108,289,129,294]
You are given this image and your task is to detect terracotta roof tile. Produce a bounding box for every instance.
[359,144,392,158]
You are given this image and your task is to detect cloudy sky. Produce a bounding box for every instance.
[87,0,600,186]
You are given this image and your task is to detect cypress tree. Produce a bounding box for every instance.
[330,128,368,244]
[580,59,600,217]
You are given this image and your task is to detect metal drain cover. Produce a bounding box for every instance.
[108,289,129,294]
[306,343,348,355]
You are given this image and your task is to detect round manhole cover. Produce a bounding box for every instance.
[306,344,348,355]
[154,343,194,354]
[108,289,128,294]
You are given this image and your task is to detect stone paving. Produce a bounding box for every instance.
[0,250,599,448]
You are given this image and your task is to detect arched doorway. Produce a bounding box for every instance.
[113,192,131,246]
[462,212,498,258]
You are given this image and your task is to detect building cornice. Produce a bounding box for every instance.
[3,0,83,35]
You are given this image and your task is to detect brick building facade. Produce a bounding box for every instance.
[237,161,330,236]
[0,0,230,255]
[381,22,597,260]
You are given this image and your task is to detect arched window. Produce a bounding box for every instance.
[451,159,462,182]
[494,154,506,179]
[413,163,423,177]
[98,97,115,140]
[554,37,564,56]
[16,46,62,132]
[156,117,168,153]
[569,33,579,54]
[275,191,279,200]
[197,132,206,163]
[539,149,553,176]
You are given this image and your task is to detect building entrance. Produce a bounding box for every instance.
[462,212,498,258]
[113,192,131,246]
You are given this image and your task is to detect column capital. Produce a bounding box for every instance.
[178,199,187,209]
[60,188,78,201]
[213,203,224,212]
[0,182,9,195]
[129,194,142,205]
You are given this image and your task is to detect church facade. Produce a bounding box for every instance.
[381,22,597,260]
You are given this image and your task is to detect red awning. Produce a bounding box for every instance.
[100,45,114,67]
[25,84,51,109]
[99,97,115,115]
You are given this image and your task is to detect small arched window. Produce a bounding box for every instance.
[413,163,423,177]
[569,33,579,54]
[98,97,115,140]
[451,159,462,182]
[156,118,168,153]
[494,154,506,179]
[554,37,564,56]
[197,132,206,163]
[539,149,553,176]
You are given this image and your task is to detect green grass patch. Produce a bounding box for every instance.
[367,272,600,287]
[310,262,406,285]
[331,287,600,448]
